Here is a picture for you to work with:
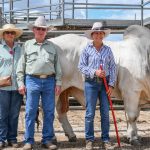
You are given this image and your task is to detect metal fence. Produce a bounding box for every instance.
[0,0,150,27]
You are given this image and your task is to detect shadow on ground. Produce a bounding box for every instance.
[9,136,149,150]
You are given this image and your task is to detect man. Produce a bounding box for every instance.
[17,16,62,150]
[78,22,116,150]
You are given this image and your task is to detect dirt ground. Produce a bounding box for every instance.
[2,108,150,150]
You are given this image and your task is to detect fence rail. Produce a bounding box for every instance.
[1,0,150,27]
[21,96,150,111]
[68,97,150,111]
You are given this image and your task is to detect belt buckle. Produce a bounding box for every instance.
[40,75,47,78]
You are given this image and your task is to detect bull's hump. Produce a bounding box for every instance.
[124,25,150,39]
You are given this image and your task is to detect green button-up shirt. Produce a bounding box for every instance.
[0,40,22,91]
[16,39,62,87]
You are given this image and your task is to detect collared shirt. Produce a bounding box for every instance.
[78,42,116,87]
[0,40,22,90]
[16,39,62,87]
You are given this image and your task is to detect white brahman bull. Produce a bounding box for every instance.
[49,25,150,145]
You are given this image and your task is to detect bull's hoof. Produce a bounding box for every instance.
[69,136,77,142]
[65,134,77,142]
[130,139,141,146]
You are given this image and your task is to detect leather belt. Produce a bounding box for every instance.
[85,76,109,83]
[85,76,102,83]
[31,74,55,79]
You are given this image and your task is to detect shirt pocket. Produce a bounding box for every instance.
[26,50,38,63]
[45,50,55,63]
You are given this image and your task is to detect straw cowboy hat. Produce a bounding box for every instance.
[28,16,52,30]
[85,22,111,39]
[0,24,23,39]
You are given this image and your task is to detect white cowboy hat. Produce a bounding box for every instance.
[85,22,111,39]
[28,16,52,30]
[0,24,23,39]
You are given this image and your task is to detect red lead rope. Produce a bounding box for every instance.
[100,65,121,147]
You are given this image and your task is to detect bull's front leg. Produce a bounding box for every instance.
[56,96,77,142]
[123,91,141,145]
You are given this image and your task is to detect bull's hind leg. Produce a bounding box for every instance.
[56,89,77,142]
[123,92,141,145]
[56,87,84,142]
[57,112,77,142]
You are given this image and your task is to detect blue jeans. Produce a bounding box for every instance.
[84,80,110,142]
[0,90,22,143]
[25,75,55,144]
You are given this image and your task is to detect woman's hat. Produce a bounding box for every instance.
[0,24,23,38]
[28,16,52,30]
[85,22,111,39]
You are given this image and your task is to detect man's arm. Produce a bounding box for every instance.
[16,44,26,95]
[54,49,62,95]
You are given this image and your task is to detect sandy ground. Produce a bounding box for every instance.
[2,108,150,150]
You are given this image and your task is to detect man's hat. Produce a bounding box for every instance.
[28,16,52,30]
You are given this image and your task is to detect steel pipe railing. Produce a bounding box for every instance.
[0,0,150,26]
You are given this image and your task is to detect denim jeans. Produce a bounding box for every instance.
[0,90,22,143]
[25,75,55,144]
[84,80,110,142]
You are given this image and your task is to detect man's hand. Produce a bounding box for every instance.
[18,85,26,95]
[107,86,114,97]
[55,85,61,96]
[95,69,106,78]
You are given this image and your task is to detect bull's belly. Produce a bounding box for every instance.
[139,98,150,108]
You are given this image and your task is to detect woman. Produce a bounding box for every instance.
[78,22,116,150]
[0,24,23,148]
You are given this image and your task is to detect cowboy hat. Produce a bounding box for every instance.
[0,24,23,39]
[28,16,52,30]
[85,22,111,39]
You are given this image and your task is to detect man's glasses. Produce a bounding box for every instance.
[35,27,47,31]
[4,31,16,35]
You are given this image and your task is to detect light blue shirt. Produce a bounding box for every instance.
[78,42,116,87]
[0,40,22,90]
[16,39,62,87]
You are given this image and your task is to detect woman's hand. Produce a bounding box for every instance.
[95,69,106,78]
[107,86,114,97]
